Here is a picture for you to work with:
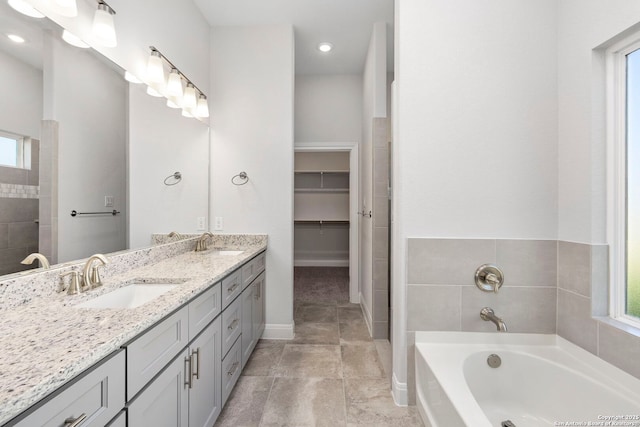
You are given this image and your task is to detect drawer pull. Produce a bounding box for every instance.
[227,318,239,331]
[227,361,240,377]
[64,413,87,427]
[184,356,193,389]
[227,282,240,293]
[191,348,200,381]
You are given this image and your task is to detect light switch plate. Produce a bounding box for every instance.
[104,196,114,207]
[197,217,206,230]
[214,217,223,231]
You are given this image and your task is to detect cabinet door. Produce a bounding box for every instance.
[14,351,125,427]
[188,317,222,427]
[127,348,189,427]
[106,410,126,427]
[241,284,255,368]
[253,272,266,341]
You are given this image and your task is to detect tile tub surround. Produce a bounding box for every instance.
[0,234,267,425]
[406,238,640,404]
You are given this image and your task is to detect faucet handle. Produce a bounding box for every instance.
[60,271,82,295]
[90,265,104,287]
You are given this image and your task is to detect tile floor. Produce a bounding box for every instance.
[215,267,423,427]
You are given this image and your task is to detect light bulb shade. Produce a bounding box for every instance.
[196,95,209,118]
[146,51,165,84]
[166,99,181,109]
[8,0,45,18]
[146,85,163,97]
[93,3,117,47]
[62,30,89,48]
[183,84,197,109]
[166,69,183,98]
[53,0,77,17]
[181,107,194,118]
[124,71,142,84]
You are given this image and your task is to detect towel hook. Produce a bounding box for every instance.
[164,171,182,186]
[231,171,249,186]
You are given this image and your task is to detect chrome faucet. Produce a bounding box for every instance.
[480,307,507,332]
[21,253,50,269]
[83,254,109,289]
[168,231,183,239]
[195,232,214,252]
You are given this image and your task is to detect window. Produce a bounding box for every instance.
[0,131,26,169]
[608,34,640,326]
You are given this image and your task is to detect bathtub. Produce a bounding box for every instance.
[415,332,640,427]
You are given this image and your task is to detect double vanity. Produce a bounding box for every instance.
[0,234,267,427]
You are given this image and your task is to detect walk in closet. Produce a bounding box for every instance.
[294,152,350,267]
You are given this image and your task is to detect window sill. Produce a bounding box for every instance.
[594,316,640,339]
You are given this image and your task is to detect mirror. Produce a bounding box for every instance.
[0,2,126,275]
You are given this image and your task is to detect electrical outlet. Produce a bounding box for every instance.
[214,217,223,231]
[197,217,206,230]
[104,196,114,207]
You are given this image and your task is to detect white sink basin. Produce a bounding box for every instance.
[75,283,177,309]
[200,249,244,256]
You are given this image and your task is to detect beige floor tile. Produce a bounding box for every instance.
[295,302,339,323]
[345,378,423,426]
[342,343,385,379]
[261,377,347,427]
[214,376,273,427]
[242,341,286,376]
[338,306,364,322]
[272,344,343,378]
[292,322,340,345]
[340,319,373,344]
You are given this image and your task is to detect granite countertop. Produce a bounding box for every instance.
[0,238,267,425]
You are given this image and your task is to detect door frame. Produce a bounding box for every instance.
[294,142,360,303]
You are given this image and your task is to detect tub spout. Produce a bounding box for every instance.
[480,307,507,332]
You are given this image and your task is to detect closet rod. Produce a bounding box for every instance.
[294,220,350,225]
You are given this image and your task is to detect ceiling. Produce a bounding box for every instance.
[0,1,48,70]
[192,0,394,75]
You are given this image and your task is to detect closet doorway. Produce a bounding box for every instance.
[294,143,359,303]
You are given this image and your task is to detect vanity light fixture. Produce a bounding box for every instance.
[317,42,333,53]
[196,94,209,118]
[166,68,183,98]
[52,0,77,17]
[62,30,89,48]
[8,0,45,18]
[7,34,25,43]
[145,46,209,120]
[92,0,117,47]
[146,48,165,84]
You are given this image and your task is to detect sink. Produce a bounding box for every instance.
[75,283,177,309]
[199,249,244,256]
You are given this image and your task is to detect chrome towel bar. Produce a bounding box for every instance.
[70,210,120,217]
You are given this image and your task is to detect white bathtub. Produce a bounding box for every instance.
[415,332,640,427]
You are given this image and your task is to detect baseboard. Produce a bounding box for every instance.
[294,260,349,267]
[262,323,294,340]
[392,373,409,406]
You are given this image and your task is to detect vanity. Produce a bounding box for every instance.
[0,234,267,427]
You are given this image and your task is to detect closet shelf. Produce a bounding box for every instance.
[294,219,350,225]
[294,188,349,193]
[294,170,349,174]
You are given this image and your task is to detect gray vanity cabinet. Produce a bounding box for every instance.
[127,347,189,427]
[13,351,125,427]
[252,272,266,343]
[241,271,266,367]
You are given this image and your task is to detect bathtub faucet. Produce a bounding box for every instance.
[480,307,507,332]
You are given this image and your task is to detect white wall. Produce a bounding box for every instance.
[128,84,210,248]
[361,22,388,331]
[295,74,362,143]
[558,0,640,243]
[0,50,42,138]
[44,35,126,262]
[210,25,295,339]
[393,0,558,404]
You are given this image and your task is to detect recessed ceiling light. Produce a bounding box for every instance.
[317,42,333,53]
[7,34,25,43]
[7,0,45,18]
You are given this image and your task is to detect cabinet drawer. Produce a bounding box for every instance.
[189,282,221,341]
[106,410,126,427]
[221,269,242,309]
[15,351,125,427]
[127,307,189,400]
[221,297,242,357]
[221,337,242,407]
[241,261,255,290]
[254,252,266,275]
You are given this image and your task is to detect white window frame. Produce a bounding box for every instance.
[0,130,25,169]
[606,33,640,329]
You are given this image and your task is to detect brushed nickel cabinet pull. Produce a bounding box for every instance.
[227,282,240,293]
[227,318,239,331]
[227,361,240,377]
[191,348,200,381]
[64,413,87,427]
[184,356,193,389]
